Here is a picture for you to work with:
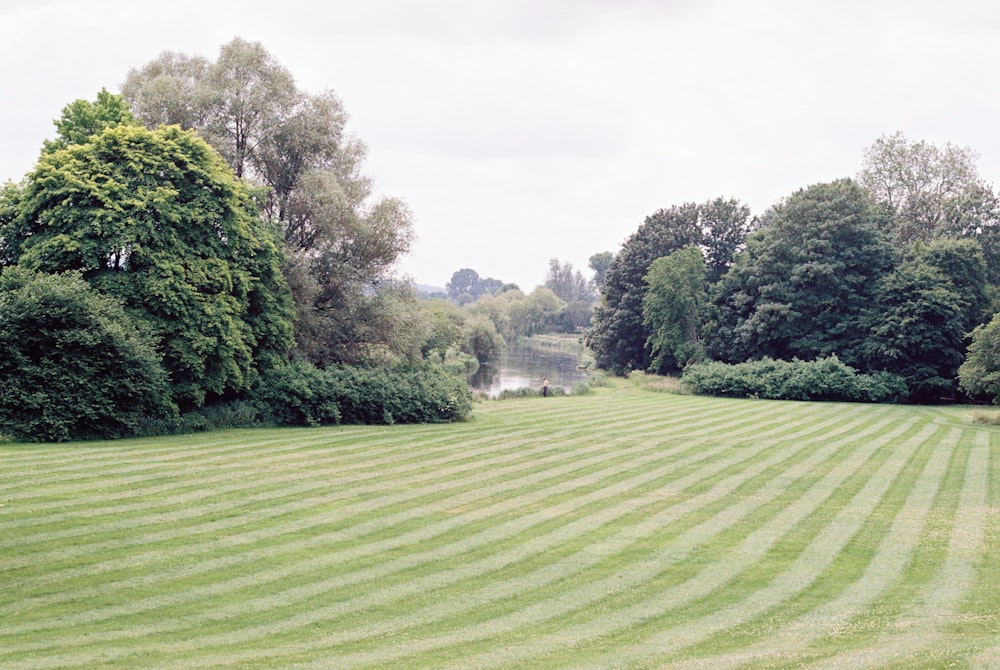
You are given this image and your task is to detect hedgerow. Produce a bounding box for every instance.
[681,356,907,403]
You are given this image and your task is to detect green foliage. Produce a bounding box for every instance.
[418,298,466,359]
[682,356,908,403]
[43,88,138,153]
[958,313,1000,403]
[124,39,416,368]
[462,316,506,364]
[325,364,473,424]
[589,197,754,375]
[250,359,342,427]
[0,268,177,442]
[643,244,708,373]
[863,255,967,401]
[706,179,896,367]
[4,121,295,408]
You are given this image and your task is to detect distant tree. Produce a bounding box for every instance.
[959,313,1000,402]
[588,198,752,375]
[643,245,708,373]
[588,251,614,288]
[859,132,1000,280]
[120,50,212,130]
[706,180,895,368]
[0,269,176,442]
[859,132,990,243]
[447,268,481,303]
[2,118,295,408]
[545,258,594,303]
[462,316,505,364]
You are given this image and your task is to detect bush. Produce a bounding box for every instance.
[250,360,472,427]
[0,268,178,442]
[251,360,341,427]
[681,356,907,403]
[327,364,472,424]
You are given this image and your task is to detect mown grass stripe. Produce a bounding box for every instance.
[1,387,997,669]
[206,408,909,668]
[802,428,991,669]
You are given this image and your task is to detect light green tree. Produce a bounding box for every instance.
[643,245,708,373]
[2,110,295,408]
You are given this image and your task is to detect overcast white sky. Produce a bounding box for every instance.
[4,0,1000,290]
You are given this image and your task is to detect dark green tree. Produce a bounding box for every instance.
[863,259,966,401]
[2,120,295,408]
[0,269,176,442]
[588,198,752,375]
[706,179,896,368]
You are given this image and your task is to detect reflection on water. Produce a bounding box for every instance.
[469,337,590,397]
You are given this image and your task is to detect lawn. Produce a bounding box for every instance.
[1,380,998,668]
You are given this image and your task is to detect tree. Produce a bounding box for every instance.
[588,198,753,375]
[43,88,138,153]
[2,114,295,408]
[123,38,417,367]
[462,316,505,364]
[588,251,614,288]
[0,269,176,442]
[958,313,1000,402]
[706,179,896,368]
[545,258,594,303]
[447,268,481,303]
[858,132,1000,280]
[863,259,966,401]
[643,245,707,373]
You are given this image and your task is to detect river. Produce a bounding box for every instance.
[468,335,591,397]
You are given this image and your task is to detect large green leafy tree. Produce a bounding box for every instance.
[706,179,896,367]
[588,198,753,375]
[123,38,417,366]
[862,259,966,401]
[0,269,176,442]
[2,104,295,408]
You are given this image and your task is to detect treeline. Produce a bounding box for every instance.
[416,257,605,372]
[0,39,473,441]
[588,137,1000,404]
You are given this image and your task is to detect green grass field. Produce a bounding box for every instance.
[2,381,999,669]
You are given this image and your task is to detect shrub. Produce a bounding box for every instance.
[251,359,341,427]
[681,356,907,403]
[0,268,177,442]
[327,364,472,424]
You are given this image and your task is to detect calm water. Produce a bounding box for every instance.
[469,337,590,397]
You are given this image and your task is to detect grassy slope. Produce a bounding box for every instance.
[1,381,998,669]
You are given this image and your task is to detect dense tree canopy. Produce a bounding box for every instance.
[123,38,415,367]
[1,117,295,407]
[706,179,895,368]
[588,198,754,375]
